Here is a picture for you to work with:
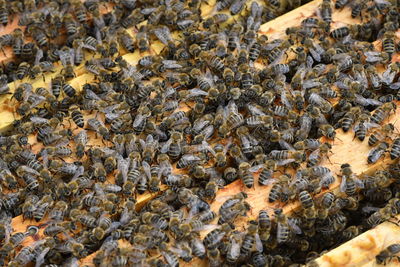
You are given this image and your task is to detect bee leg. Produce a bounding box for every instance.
[0,47,6,57]
[42,73,46,82]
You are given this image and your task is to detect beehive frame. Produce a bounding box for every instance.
[0,0,399,266]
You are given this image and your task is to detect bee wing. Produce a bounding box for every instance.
[41,149,49,169]
[335,80,350,90]
[246,15,254,31]
[34,49,44,66]
[29,95,46,109]
[279,140,295,151]
[276,159,295,166]
[84,88,102,100]
[288,218,302,234]
[264,40,283,51]
[141,7,157,15]
[94,183,105,197]
[364,122,380,130]
[255,233,263,252]
[374,0,390,4]
[353,70,368,88]
[281,92,293,110]
[249,164,263,172]
[162,60,182,69]
[309,48,321,62]
[153,26,172,45]
[270,50,285,66]
[229,236,241,259]
[365,52,382,63]
[55,138,70,148]
[340,177,348,192]
[161,139,172,153]
[188,88,209,98]
[389,82,400,90]
[118,157,130,183]
[71,166,84,181]
[146,134,154,144]
[159,160,172,177]
[20,165,40,176]
[181,154,201,161]
[119,207,132,226]
[320,173,335,187]
[332,53,351,62]
[353,177,365,189]
[132,113,144,128]
[34,247,50,267]
[306,55,314,68]
[308,148,320,161]
[141,161,151,180]
[201,141,216,156]
[250,1,260,17]
[0,159,11,174]
[58,49,71,67]
[354,94,382,106]
[302,79,322,90]
[382,68,397,84]
[246,104,266,116]
[139,139,146,151]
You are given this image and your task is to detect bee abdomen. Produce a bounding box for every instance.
[390,138,400,159]
[71,109,84,128]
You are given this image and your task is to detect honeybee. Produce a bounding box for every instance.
[368,123,394,146]
[274,208,301,244]
[340,164,364,195]
[376,243,400,265]
[368,142,389,164]
[371,102,396,125]
[203,223,234,250]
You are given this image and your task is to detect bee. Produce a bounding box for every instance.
[203,223,233,249]
[390,138,400,160]
[238,162,254,188]
[366,205,393,227]
[382,31,396,59]
[307,142,332,168]
[118,30,135,53]
[368,142,389,164]
[318,124,336,139]
[219,199,251,224]
[27,26,48,47]
[371,102,397,125]
[376,243,400,265]
[318,192,335,219]
[351,0,366,18]
[32,195,53,222]
[330,26,349,39]
[131,26,147,52]
[340,106,361,132]
[340,163,364,195]
[251,160,276,186]
[268,182,284,203]
[189,233,206,259]
[161,132,183,160]
[274,208,293,244]
[335,0,349,8]
[147,164,161,193]
[87,118,110,140]
[205,179,220,199]
[368,123,394,146]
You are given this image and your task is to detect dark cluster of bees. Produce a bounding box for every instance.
[0,0,400,266]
